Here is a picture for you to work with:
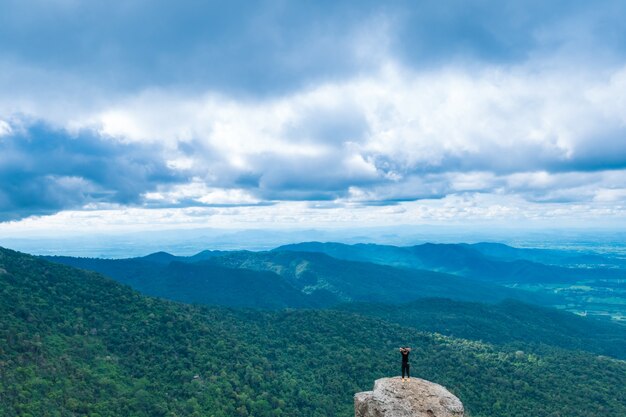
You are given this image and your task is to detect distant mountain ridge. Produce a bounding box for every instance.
[45,247,560,309]
[468,242,626,268]
[275,241,626,283]
[205,250,558,305]
[46,241,626,321]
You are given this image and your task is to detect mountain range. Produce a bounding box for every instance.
[46,246,562,309]
[41,242,626,359]
[2,246,626,417]
[276,242,626,283]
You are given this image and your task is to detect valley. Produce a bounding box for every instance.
[276,242,626,323]
[47,241,626,323]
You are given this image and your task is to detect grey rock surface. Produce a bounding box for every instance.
[354,377,464,417]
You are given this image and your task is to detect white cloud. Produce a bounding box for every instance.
[143,181,260,206]
[0,120,11,137]
[3,47,626,227]
[593,188,626,203]
[2,192,625,237]
[68,61,626,181]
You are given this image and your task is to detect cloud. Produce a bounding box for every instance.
[2,1,626,228]
[2,193,625,238]
[0,120,11,137]
[0,122,183,220]
[46,61,623,205]
[2,0,625,101]
[0,0,392,97]
[5,56,626,223]
[3,57,626,224]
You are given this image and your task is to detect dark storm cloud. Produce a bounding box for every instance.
[3,0,624,97]
[0,122,183,220]
[555,130,626,172]
[0,0,380,96]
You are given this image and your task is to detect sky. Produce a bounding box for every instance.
[2,0,626,238]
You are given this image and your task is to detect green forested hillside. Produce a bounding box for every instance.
[338,298,626,359]
[44,255,320,309]
[274,242,626,322]
[46,250,559,307]
[194,250,559,305]
[44,250,625,359]
[2,247,626,417]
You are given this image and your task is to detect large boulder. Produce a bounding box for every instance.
[354,377,464,417]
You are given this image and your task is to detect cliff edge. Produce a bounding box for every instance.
[354,377,464,417]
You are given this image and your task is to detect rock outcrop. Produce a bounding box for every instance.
[354,377,464,417]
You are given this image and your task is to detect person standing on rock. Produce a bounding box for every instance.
[399,347,411,381]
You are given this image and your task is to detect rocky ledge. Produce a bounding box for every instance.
[354,377,464,417]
